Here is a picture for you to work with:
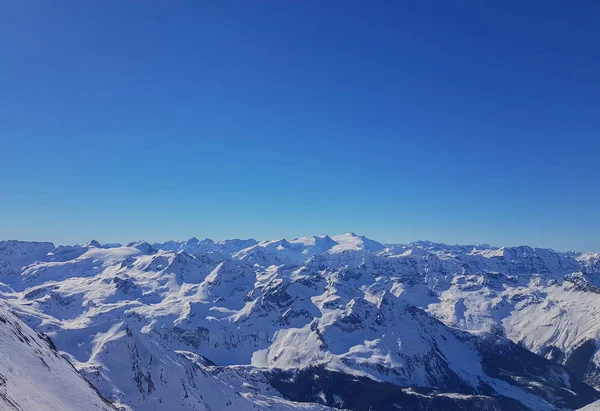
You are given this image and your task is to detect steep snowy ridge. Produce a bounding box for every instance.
[0,303,116,411]
[1,234,600,410]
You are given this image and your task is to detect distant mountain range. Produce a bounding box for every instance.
[1,233,600,410]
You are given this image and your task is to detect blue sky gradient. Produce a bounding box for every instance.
[1,1,599,250]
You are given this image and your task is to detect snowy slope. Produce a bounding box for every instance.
[68,320,335,411]
[421,247,600,389]
[0,303,116,411]
[0,240,54,281]
[1,235,599,410]
[580,400,600,410]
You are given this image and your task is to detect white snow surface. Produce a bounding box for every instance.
[1,234,600,410]
[0,303,116,411]
[580,400,600,410]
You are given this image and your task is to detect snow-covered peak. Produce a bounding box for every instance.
[399,245,431,257]
[186,236,201,244]
[126,240,156,254]
[83,239,102,248]
[330,232,385,253]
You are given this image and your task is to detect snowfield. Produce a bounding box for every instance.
[1,234,600,410]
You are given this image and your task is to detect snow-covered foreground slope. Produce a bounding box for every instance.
[580,400,600,410]
[0,303,116,411]
[1,235,600,410]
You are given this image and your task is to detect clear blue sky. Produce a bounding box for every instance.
[1,1,599,251]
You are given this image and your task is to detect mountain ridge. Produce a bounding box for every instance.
[1,234,600,410]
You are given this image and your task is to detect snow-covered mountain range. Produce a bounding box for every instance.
[1,234,600,410]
